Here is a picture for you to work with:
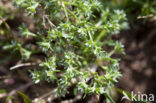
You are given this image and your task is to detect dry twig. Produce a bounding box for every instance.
[10,62,39,70]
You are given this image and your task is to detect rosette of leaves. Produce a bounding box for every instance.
[13,0,127,101]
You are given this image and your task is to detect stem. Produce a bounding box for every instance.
[64,2,75,6]
[88,31,93,42]
[95,20,103,27]
[65,6,79,21]
[95,30,106,42]
[45,15,56,28]
[62,2,69,22]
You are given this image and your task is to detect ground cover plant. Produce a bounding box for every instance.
[0,0,156,103]
[13,0,127,100]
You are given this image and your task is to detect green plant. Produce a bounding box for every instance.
[17,91,32,103]
[10,0,127,101]
[105,0,156,19]
[1,0,156,103]
[0,0,15,37]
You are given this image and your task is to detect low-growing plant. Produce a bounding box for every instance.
[12,0,127,100]
[1,0,155,102]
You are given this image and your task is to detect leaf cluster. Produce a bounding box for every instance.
[12,0,127,99]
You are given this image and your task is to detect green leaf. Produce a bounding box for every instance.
[6,96,14,102]
[0,89,7,93]
[104,93,115,103]
[17,91,32,103]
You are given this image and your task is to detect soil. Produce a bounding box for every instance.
[117,20,156,103]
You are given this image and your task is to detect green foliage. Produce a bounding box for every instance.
[124,0,156,16]
[106,0,156,18]
[6,96,15,103]
[0,1,15,36]
[14,0,39,15]
[0,89,7,93]
[1,0,155,102]
[12,0,127,100]
[17,91,32,103]
[12,0,126,100]
[19,24,36,37]
[2,41,32,60]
